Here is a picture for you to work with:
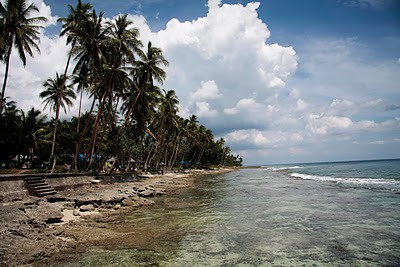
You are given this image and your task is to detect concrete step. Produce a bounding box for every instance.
[27,181,47,186]
[31,184,52,189]
[35,187,54,192]
[25,177,57,197]
[37,191,57,196]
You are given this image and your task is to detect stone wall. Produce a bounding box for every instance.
[0,174,94,202]
[46,175,93,191]
[0,179,29,202]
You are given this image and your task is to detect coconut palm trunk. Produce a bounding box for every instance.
[170,140,181,169]
[0,47,12,113]
[86,90,108,171]
[49,48,74,173]
[74,95,96,170]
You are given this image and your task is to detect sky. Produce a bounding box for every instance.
[1,0,400,165]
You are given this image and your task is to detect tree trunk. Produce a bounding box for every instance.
[86,70,115,171]
[74,96,97,171]
[50,112,59,174]
[197,148,204,165]
[144,142,154,170]
[190,151,197,164]
[50,46,74,173]
[122,90,141,128]
[86,92,107,171]
[168,137,179,168]
[170,138,181,169]
[76,86,84,132]
[73,89,83,170]
[0,47,12,114]
[149,141,159,168]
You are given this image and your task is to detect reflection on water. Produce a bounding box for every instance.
[52,169,400,266]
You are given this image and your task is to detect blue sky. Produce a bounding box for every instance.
[2,0,400,164]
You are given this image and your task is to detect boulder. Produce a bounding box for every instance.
[121,199,133,206]
[138,190,154,197]
[79,204,95,212]
[73,209,81,216]
[24,203,63,224]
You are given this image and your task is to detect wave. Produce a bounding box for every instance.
[265,166,303,171]
[290,173,400,186]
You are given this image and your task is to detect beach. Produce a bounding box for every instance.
[0,169,234,266]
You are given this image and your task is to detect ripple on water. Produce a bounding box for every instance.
[51,169,400,266]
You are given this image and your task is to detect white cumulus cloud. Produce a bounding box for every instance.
[191,80,221,101]
[195,101,218,118]
[306,115,353,135]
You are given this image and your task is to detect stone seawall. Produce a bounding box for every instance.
[0,173,96,202]
[0,178,28,202]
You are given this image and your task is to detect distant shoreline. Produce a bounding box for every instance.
[255,157,400,166]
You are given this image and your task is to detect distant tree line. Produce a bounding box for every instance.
[0,0,242,172]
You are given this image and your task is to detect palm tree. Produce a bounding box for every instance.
[59,1,93,49]
[40,73,76,114]
[58,1,93,170]
[58,0,93,89]
[0,0,47,112]
[71,10,108,84]
[123,41,168,127]
[106,14,142,64]
[18,107,47,167]
[169,117,189,168]
[85,14,141,169]
[58,1,92,134]
[158,90,179,166]
[70,9,109,170]
[40,73,76,172]
[186,114,200,164]
[71,72,89,131]
[0,97,20,165]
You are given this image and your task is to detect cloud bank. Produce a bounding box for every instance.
[1,0,399,164]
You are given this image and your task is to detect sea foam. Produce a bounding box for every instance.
[290,173,400,185]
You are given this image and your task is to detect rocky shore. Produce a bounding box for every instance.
[0,169,234,266]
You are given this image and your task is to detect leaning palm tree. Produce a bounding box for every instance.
[40,73,76,173]
[70,9,109,170]
[86,14,142,167]
[123,41,169,127]
[157,90,179,166]
[58,0,92,131]
[0,0,47,112]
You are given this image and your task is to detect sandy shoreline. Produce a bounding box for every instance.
[0,168,234,266]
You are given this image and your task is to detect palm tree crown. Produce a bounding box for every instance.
[0,0,47,112]
[58,0,93,46]
[40,73,76,114]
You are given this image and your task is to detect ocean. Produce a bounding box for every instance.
[54,159,400,266]
[269,158,400,192]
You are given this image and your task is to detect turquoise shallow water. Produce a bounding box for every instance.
[53,160,400,266]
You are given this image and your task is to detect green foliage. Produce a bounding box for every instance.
[0,0,242,171]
